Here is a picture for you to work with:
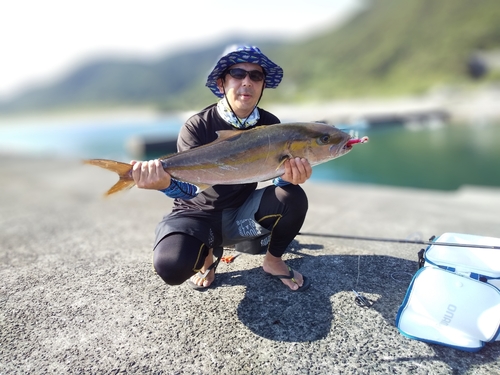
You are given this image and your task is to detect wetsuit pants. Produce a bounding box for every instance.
[152,184,308,285]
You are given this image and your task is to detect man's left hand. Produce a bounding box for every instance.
[281,157,312,185]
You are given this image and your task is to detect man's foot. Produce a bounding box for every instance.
[188,248,217,289]
[262,252,309,291]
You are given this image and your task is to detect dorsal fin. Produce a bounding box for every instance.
[214,129,244,141]
[156,130,244,161]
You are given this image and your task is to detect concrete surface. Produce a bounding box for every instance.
[1,156,500,374]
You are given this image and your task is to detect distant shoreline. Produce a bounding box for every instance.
[1,87,499,127]
[0,106,189,127]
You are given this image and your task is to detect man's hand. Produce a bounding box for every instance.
[131,160,172,190]
[281,157,312,185]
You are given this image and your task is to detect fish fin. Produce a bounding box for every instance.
[105,179,136,196]
[194,182,211,192]
[170,178,211,193]
[215,129,244,141]
[215,126,267,142]
[83,159,135,196]
[275,155,292,171]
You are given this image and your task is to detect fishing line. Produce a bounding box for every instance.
[355,255,361,289]
[353,255,374,308]
[298,232,500,250]
[300,231,500,308]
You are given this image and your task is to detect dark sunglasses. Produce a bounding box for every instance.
[226,68,265,82]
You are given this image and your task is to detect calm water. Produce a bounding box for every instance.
[316,123,500,190]
[1,116,499,191]
[0,116,183,160]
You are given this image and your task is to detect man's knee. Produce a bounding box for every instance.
[153,233,207,286]
[153,251,184,286]
[277,184,308,215]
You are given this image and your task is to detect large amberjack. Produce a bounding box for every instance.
[84,122,368,196]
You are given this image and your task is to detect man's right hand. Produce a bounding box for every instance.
[131,160,172,190]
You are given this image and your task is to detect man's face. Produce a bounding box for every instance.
[216,62,265,118]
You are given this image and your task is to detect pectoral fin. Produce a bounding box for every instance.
[276,154,292,171]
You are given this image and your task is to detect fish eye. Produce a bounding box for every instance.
[318,135,330,145]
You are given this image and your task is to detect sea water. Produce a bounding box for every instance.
[1,116,499,191]
[0,115,183,160]
[315,122,500,190]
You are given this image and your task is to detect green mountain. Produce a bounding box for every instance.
[0,42,239,114]
[270,0,500,102]
[1,0,499,116]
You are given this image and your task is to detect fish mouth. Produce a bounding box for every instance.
[343,136,369,150]
[329,135,368,158]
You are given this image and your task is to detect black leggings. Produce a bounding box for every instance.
[153,184,308,285]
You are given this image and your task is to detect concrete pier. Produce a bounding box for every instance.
[1,156,499,374]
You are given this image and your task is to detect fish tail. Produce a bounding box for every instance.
[83,159,135,196]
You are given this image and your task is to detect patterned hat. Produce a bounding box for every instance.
[206,45,284,98]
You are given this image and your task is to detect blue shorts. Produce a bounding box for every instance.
[154,187,270,254]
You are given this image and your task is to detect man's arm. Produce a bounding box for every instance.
[131,159,200,199]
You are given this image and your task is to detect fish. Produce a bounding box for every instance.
[84,122,368,196]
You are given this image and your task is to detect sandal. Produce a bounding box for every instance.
[187,247,223,291]
[264,266,311,292]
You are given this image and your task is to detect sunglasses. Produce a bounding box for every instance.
[226,68,265,82]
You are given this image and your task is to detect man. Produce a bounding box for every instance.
[131,45,311,291]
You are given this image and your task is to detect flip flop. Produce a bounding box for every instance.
[264,266,311,292]
[186,256,221,292]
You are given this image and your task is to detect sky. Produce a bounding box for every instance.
[0,0,363,100]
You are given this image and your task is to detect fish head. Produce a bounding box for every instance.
[289,123,368,166]
[320,127,352,159]
[295,123,349,164]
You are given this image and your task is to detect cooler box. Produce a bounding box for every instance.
[395,232,500,351]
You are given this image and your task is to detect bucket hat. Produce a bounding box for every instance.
[206,45,283,98]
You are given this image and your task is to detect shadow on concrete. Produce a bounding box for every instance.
[218,252,416,343]
[213,241,500,372]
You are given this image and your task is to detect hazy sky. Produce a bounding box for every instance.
[0,0,363,99]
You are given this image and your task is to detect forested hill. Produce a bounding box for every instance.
[1,0,499,115]
[269,0,500,102]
